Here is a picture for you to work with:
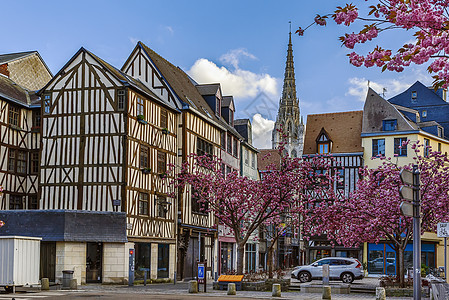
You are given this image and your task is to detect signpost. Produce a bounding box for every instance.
[197,261,207,292]
[437,223,449,280]
[399,166,421,300]
[129,249,135,287]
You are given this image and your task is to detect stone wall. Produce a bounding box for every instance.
[8,54,52,91]
[55,242,86,284]
[103,242,134,284]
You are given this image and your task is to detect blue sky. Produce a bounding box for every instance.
[2,0,432,148]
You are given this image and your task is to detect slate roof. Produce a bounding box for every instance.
[196,83,220,96]
[0,74,33,106]
[222,96,233,108]
[257,149,281,171]
[303,111,363,155]
[0,51,36,65]
[138,42,219,122]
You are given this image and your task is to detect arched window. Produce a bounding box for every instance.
[291,150,297,158]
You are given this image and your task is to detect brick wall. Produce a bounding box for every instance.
[0,64,9,77]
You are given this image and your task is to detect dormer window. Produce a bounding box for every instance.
[316,130,331,154]
[438,126,444,138]
[216,97,221,116]
[422,110,427,118]
[383,119,397,131]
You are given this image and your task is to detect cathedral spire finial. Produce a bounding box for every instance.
[289,21,292,44]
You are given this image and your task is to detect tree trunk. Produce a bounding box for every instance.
[236,242,245,274]
[398,247,405,288]
[267,246,274,278]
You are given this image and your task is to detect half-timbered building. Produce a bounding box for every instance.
[0,51,51,211]
[302,111,364,263]
[122,42,222,280]
[35,48,180,284]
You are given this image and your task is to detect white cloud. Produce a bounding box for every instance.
[219,48,256,69]
[251,113,275,149]
[188,57,278,99]
[165,26,174,35]
[129,37,139,45]
[346,75,430,102]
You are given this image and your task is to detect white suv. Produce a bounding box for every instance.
[291,257,364,283]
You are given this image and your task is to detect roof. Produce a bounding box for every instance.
[234,119,250,125]
[303,111,363,155]
[222,96,234,108]
[0,51,36,65]
[137,42,219,122]
[0,74,33,106]
[0,51,53,78]
[257,149,281,171]
[196,83,220,96]
[363,88,419,133]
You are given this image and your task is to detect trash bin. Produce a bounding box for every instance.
[62,270,74,288]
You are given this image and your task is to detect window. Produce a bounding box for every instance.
[117,89,126,110]
[394,138,408,157]
[160,108,168,129]
[30,152,39,174]
[318,143,330,154]
[438,127,444,138]
[227,133,232,153]
[216,97,221,116]
[8,149,15,171]
[157,244,169,278]
[157,151,166,174]
[221,132,226,149]
[233,138,238,157]
[44,94,51,114]
[9,195,23,210]
[372,139,385,157]
[8,105,20,126]
[230,110,234,126]
[192,187,209,214]
[140,145,149,168]
[412,91,417,99]
[156,196,169,218]
[138,193,149,215]
[438,143,442,152]
[245,149,249,165]
[32,110,41,128]
[422,110,427,118]
[336,168,345,189]
[382,119,397,131]
[424,138,430,158]
[197,138,213,157]
[251,152,255,168]
[245,243,257,272]
[137,97,144,117]
[28,195,38,209]
[8,149,27,174]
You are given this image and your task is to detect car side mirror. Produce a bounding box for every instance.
[312,263,318,267]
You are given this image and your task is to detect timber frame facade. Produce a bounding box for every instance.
[0,51,52,211]
[123,42,223,280]
[37,48,180,282]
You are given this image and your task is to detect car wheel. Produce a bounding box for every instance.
[341,272,354,283]
[298,271,311,283]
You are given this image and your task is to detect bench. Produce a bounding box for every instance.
[217,275,244,291]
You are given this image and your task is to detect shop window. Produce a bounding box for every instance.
[28,195,38,209]
[245,243,257,272]
[135,243,151,280]
[157,244,169,278]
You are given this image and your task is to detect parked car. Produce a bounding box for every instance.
[291,257,364,283]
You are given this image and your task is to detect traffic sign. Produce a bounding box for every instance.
[438,223,449,237]
[400,169,414,185]
[400,201,414,217]
[399,186,414,202]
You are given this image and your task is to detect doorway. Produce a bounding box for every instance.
[86,242,103,283]
[40,242,56,282]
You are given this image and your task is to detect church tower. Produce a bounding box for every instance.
[272,30,304,157]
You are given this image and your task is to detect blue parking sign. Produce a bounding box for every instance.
[198,264,205,280]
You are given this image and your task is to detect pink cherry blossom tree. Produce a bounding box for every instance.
[297,1,449,88]
[309,142,449,287]
[176,153,304,275]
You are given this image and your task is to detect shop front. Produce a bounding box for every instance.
[367,243,436,275]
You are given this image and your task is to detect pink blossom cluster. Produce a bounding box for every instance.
[342,26,379,49]
[333,4,359,26]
